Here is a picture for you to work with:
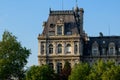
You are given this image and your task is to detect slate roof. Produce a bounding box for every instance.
[42,8,84,36]
[84,36,120,56]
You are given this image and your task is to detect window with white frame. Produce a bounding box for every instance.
[102,48,106,55]
[92,47,98,55]
[109,42,115,55]
[92,41,99,56]
[66,44,71,53]
[109,47,114,55]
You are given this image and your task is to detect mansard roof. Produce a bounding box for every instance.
[84,36,120,56]
[42,8,84,36]
[89,36,120,46]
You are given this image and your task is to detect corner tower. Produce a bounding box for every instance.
[38,7,86,73]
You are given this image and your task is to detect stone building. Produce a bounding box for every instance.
[83,36,120,65]
[38,6,120,73]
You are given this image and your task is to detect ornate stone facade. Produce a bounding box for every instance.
[38,6,86,73]
[38,6,120,73]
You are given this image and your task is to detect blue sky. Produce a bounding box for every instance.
[0,0,120,67]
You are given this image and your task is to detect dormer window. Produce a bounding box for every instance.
[109,42,115,55]
[49,31,55,36]
[92,41,99,56]
[57,25,62,35]
[66,31,72,35]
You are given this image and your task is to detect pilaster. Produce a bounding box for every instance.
[62,41,65,55]
[71,41,74,55]
[53,42,56,55]
[53,60,57,73]
[38,40,41,55]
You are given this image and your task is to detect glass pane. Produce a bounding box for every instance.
[58,44,62,53]
[57,25,62,35]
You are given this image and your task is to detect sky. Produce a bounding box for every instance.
[0,0,120,67]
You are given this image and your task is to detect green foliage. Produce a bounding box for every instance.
[25,65,55,80]
[0,31,31,80]
[69,60,120,80]
[60,61,71,80]
[88,60,120,80]
[69,63,90,80]
[88,60,106,80]
[101,62,120,80]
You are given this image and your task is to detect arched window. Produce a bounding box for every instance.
[58,44,62,53]
[92,41,99,56]
[57,62,62,74]
[102,48,106,55]
[49,44,53,54]
[74,44,78,54]
[66,44,71,53]
[109,42,115,55]
[48,63,53,69]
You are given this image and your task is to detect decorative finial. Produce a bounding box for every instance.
[49,7,51,11]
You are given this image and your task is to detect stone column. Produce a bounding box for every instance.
[38,59,41,65]
[71,41,74,55]
[62,25,64,35]
[77,41,80,55]
[44,42,47,55]
[53,42,56,55]
[62,60,65,68]
[71,60,74,68]
[77,42,79,55]
[79,41,83,56]
[62,42,65,55]
[53,60,57,73]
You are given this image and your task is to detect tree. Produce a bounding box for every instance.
[101,61,120,80]
[88,60,106,80]
[88,59,120,80]
[0,31,31,80]
[25,65,55,80]
[60,61,71,80]
[69,59,120,80]
[69,63,90,80]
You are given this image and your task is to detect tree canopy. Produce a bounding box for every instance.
[69,60,120,80]
[60,61,71,80]
[25,65,55,80]
[0,31,31,80]
[69,62,90,80]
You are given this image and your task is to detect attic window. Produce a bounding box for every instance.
[49,31,55,36]
[66,31,72,35]
[57,25,62,35]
